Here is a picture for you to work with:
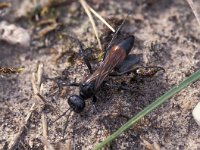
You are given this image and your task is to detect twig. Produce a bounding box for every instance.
[32,63,55,150]
[79,0,102,51]
[42,113,48,138]
[36,93,48,104]
[8,103,36,150]
[31,73,39,94]
[38,22,60,37]
[31,66,52,108]
[42,112,48,150]
[31,73,45,102]
[32,73,55,108]
[37,63,43,90]
[186,0,200,28]
[31,64,49,104]
[87,5,115,32]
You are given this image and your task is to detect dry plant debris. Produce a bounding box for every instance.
[0,67,24,74]
[79,0,116,59]
[79,0,102,51]
[8,103,36,150]
[37,19,61,38]
[0,2,11,9]
[8,63,45,149]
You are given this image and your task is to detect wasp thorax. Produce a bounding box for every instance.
[79,82,95,99]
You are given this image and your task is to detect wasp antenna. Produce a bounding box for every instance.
[77,40,93,74]
[62,109,73,137]
[68,82,80,87]
[51,108,71,124]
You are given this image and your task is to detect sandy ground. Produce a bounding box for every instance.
[0,0,200,149]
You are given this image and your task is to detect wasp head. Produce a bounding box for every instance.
[68,95,85,113]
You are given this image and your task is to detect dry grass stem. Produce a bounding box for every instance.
[31,74,47,103]
[31,63,49,104]
[31,73,39,94]
[87,5,115,32]
[37,63,44,90]
[79,0,102,51]
[186,0,200,28]
[42,112,48,150]
[38,22,60,37]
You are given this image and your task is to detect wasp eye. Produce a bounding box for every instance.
[68,95,85,113]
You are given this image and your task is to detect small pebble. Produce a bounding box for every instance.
[192,102,200,126]
[0,21,31,47]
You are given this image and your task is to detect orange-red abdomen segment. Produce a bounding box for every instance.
[117,35,135,55]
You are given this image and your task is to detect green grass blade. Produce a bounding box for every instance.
[93,69,200,150]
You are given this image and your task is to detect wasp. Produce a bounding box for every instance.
[67,35,164,113]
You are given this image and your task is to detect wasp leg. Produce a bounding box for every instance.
[92,95,97,103]
[56,80,80,91]
[111,65,164,77]
[110,54,141,76]
[92,95,98,113]
[43,76,80,96]
[78,42,93,74]
[110,54,164,77]
[59,32,93,74]
[45,76,80,87]
[134,66,165,77]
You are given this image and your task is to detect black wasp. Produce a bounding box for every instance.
[68,35,134,113]
[66,34,164,113]
[51,17,164,115]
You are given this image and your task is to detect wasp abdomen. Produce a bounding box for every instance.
[117,36,135,55]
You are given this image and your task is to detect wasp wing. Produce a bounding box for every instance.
[85,46,127,90]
